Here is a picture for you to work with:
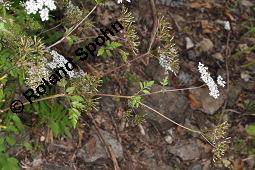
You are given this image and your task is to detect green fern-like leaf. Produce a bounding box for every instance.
[68,108,81,128]
[158,16,180,75]
[120,7,140,54]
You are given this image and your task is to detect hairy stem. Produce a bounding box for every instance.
[47,5,97,49]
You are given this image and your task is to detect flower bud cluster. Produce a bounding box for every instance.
[198,62,226,99]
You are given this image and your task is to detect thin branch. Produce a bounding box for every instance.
[140,102,201,134]
[103,0,158,77]
[38,22,62,36]
[0,93,66,113]
[0,84,205,113]
[140,84,206,96]
[140,102,215,147]
[47,5,97,49]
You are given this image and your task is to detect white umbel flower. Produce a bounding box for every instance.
[39,7,49,21]
[25,0,39,14]
[24,0,56,21]
[117,0,131,4]
[44,0,56,10]
[47,50,85,78]
[198,62,220,99]
[217,75,226,87]
[159,53,179,76]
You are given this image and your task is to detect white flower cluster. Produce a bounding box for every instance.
[25,59,50,91]
[47,50,85,78]
[24,0,56,21]
[217,75,226,87]
[198,62,226,99]
[0,1,12,10]
[159,54,177,75]
[117,0,131,4]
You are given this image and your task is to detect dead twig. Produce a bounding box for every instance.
[87,112,121,170]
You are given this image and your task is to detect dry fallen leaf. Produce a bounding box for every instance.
[188,93,202,109]
[201,20,219,34]
[233,159,244,170]
[190,1,212,9]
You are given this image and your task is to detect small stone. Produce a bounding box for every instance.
[191,164,202,170]
[32,158,43,167]
[164,135,173,144]
[222,159,231,168]
[185,37,194,50]
[241,71,251,82]
[212,53,224,62]
[223,21,231,31]
[40,136,45,142]
[196,38,214,55]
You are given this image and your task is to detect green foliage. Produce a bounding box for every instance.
[139,81,154,94]
[160,76,169,87]
[31,102,71,138]
[129,96,141,108]
[120,7,140,54]
[0,113,21,169]
[97,40,122,58]
[133,113,145,125]
[123,109,132,121]
[67,95,84,128]
[244,99,255,115]
[0,153,19,170]
[246,124,255,136]
[158,16,180,75]
[119,49,129,63]
[123,109,145,125]
[23,142,33,152]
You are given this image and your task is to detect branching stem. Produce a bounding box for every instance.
[47,5,97,49]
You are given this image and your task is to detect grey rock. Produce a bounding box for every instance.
[187,50,197,60]
[77,129,123,163]
[145,59,168,83]
[212,53,224,62]
[178,70,194,86]
[164,135,174,144]
[196,38,214,55]
[186,37,195,50]
[190,164,202,170]
[168,140,201,161]
[227,85,242,107]
[141,84,189,130]
[189,88,226,115]
[32,158,43,167]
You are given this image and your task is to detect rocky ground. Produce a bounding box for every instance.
[11,0,255,169]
